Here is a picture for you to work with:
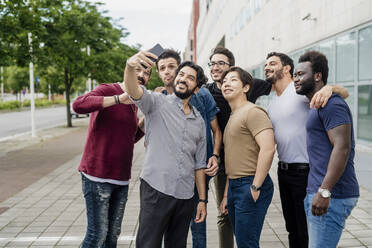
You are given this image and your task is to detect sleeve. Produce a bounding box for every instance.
[195,119,207,170]
[245,107,273,137]
[129,85,162,115]
[72,84,106,114]
[200,88,219,122]
[319,97,352,131]
[247,78,272,103]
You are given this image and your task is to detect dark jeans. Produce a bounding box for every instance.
[190,175,211,248]
[136,179,194,248]
[214,170,234,248]
[278,167,309,248]
[227,175,274,248]
[81,174,129,248]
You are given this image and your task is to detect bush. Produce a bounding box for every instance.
[0,100,21,110]
[0,98,66,110]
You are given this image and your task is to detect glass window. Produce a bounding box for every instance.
[336,32,355,82]
[305,45,319,52]
[245,0,252,22]
[344,86,354,116]
[358,85,372,141]
[319,40,335,83]
[359,25,372,80]
[254,0,262,14]
[252,67,262,78]
[291,51,302,68]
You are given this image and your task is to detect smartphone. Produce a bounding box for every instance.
[141,44,164,69]
[148,43,164,60]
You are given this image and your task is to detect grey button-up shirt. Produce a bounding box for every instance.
[131,87,206,199]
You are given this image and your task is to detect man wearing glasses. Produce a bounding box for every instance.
[205,46,272,248]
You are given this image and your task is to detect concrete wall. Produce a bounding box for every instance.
[196,0,372,70]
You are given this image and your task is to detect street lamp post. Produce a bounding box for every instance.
[1,66,4,101]
[87,45,92,92]
[28,32,36,138]
[48,84,51,101]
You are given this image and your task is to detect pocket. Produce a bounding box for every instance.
[343,198,358,219]
[141,181,159,206]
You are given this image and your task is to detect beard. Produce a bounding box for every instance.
[173,81,196,99]
[266,68,284,84]
[296,77,315,95]
[137,76,145,85]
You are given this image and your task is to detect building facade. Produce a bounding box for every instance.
[184,0,200,62]
[194,0,372,144]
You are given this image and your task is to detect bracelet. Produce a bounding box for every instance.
[199,199,208,204]
[114,95,120,104]
[212,154,220,159]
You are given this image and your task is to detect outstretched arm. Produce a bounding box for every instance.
[124,51,157,100]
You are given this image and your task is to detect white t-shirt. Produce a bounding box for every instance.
[82,172,129,186]
[267,82,309,163]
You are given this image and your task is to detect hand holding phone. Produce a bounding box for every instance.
[141,44,164,68]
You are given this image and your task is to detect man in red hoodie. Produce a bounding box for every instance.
[73,65,150,247]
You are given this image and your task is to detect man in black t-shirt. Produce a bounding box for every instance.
[204,46,272,248]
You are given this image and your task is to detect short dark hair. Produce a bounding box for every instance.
[209,46,235,66]
[156,49,181,69]
[266,52,294,77]
[298,51,329,84]
[222,66,254,93]
[175,61,208,88]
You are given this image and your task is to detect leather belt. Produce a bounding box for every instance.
[278,161,309,171]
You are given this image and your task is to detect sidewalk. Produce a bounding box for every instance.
[1,126,372,247]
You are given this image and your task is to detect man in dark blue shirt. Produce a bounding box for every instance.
[294,50,359,248]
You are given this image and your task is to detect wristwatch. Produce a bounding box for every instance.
[318,188,331,198]
[212,154,220,160]
[199,199,208,204]
[250,184,261,192]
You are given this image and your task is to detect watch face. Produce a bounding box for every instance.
[321,190,331,198]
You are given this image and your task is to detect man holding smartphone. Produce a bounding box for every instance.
[124,50,209,248]
[153,49,221,248]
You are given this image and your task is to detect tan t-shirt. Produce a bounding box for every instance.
[224,102,273,179]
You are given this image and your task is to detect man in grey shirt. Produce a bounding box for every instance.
[124,50,209,248]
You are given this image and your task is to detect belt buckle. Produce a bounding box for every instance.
[281,162,288,170]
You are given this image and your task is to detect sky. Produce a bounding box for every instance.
[91,0,193,53]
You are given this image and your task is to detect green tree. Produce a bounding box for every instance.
[6,66,29,99]
[39,0,132,127]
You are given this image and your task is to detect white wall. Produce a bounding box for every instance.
[196,0,372,71]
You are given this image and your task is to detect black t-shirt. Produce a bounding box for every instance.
[204,78,272,165]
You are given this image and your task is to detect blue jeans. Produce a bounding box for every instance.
[227,175,274,248]
[81,174,129,248]
[304,193,358,248]
[190,175,211,248]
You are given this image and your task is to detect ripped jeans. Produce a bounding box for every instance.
[81,174,129,248]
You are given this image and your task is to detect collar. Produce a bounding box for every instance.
[169,94,198,119]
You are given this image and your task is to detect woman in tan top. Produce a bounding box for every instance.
[219,67,276,248]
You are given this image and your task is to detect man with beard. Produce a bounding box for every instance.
[73,65,149,247]
[264,52,349,248]
[294,51,359,248]
[124,50,208,248]
[153,49,221,248]
[205,46,272,248]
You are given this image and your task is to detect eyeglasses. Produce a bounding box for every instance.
[208,61,230,68]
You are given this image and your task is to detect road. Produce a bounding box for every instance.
[0,106,72,139]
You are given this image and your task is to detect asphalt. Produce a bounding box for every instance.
[0,120,372,247]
